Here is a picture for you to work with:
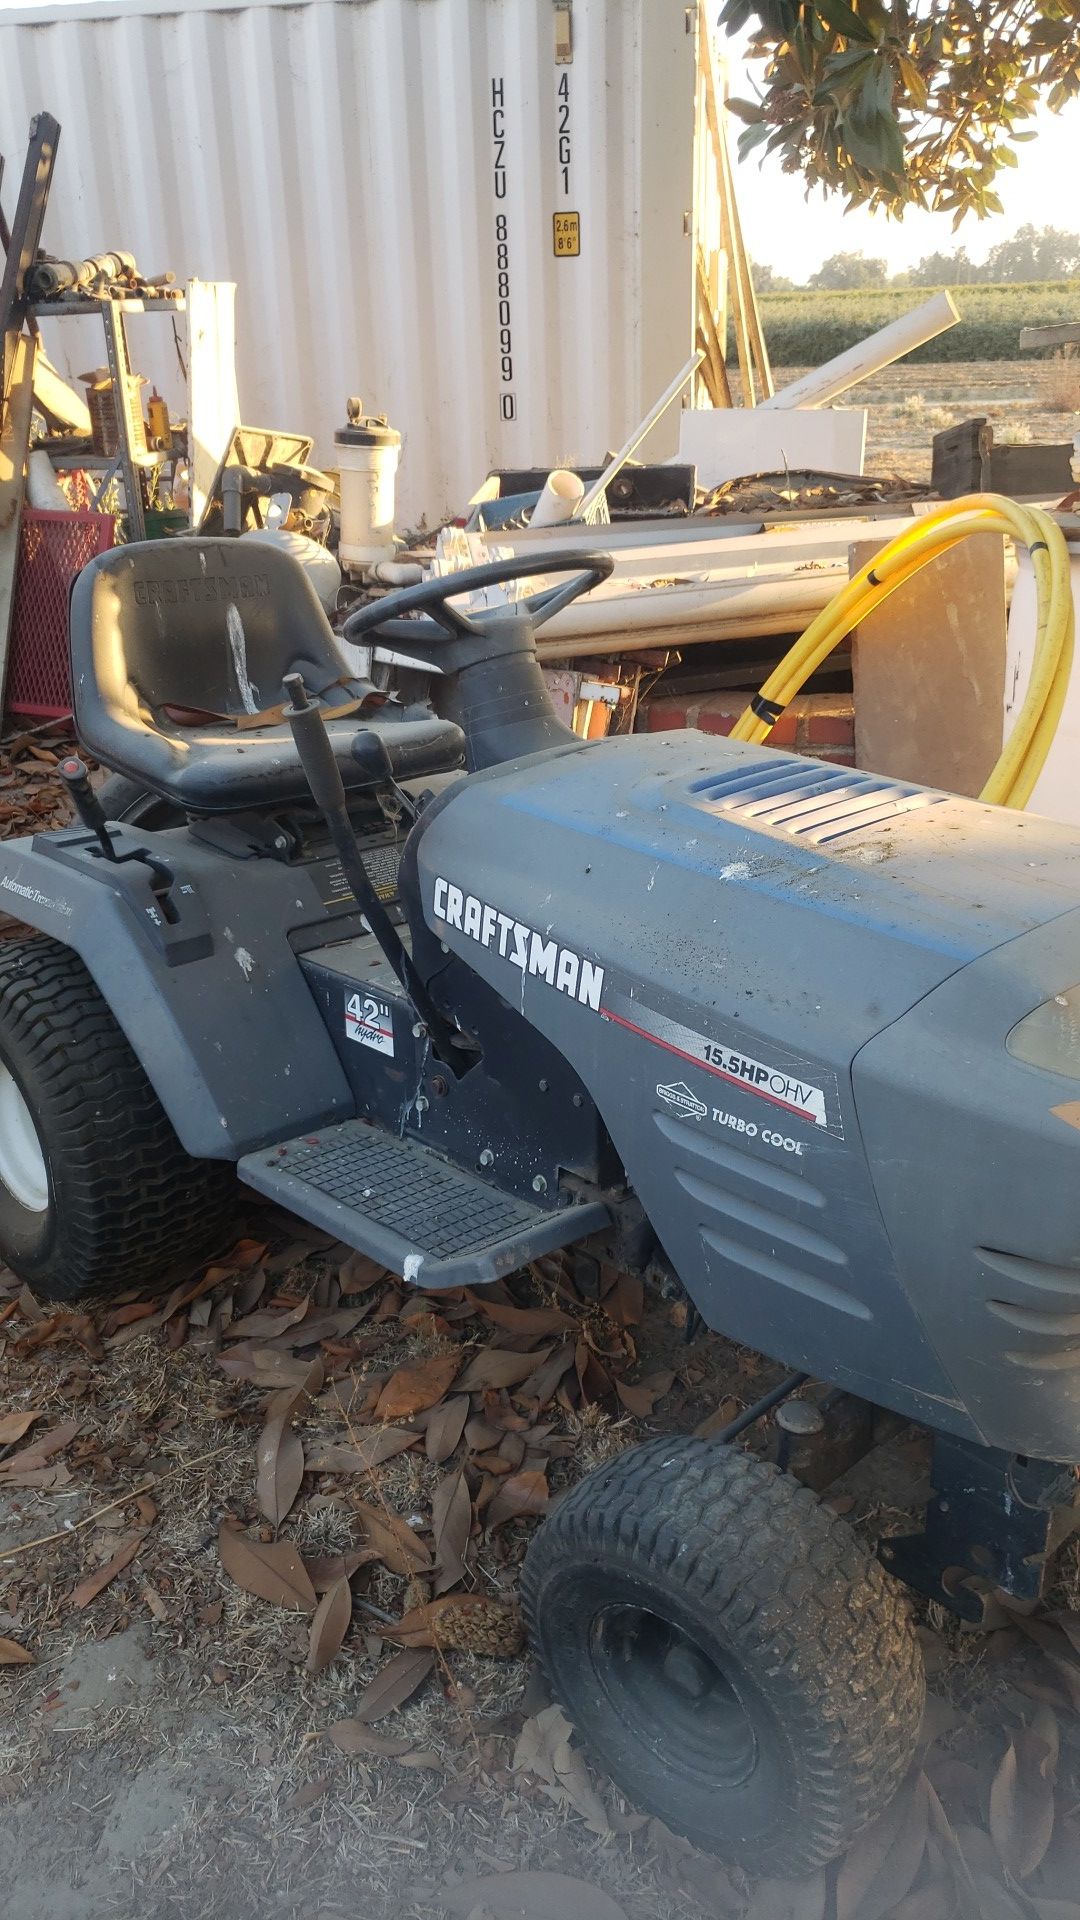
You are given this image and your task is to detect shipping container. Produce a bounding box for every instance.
[0,0,718,526]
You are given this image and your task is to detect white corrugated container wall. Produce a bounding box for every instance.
[0,0,708,526]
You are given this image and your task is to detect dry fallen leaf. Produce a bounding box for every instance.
[615,1379,663,1418]
[835,1769,929,1920]
[306,1430,417,1474]
[328,1719,415,1758]
[16,1283,45,1324]
[0,1410,41,1446]
[354,1501,431,1575]
[426,1394,470,1464]
[218,1346,326,1390]
[432,1467,471,1594]
[350,1647,434,1723]
[226,1298,310,1342]
[440,1869,629,1920]
[456,1346,554,1393]
[264,1307,366,1348]
[256,1405,305,1528]
[486,1467,548,1528]
[218,1524,317,1611]
[0,1419,80,1477]
[886,1884,955,1920]
[468,1297,572,1340]
[374,1351,460,1421]
[0,1636,34,1665]
[306,1576,352,1673]
[990,1722,1058,1879]
[520,1344,577,1406]
[70,1531,145,1610]
[302,1548,377,1593]
[609,1271,644,1327]
[285,1776,329,1811]
[514,1705,610,1835]
[744,1874,827,1920]
[338,1252,387,1293]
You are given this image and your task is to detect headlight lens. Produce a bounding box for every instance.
[1007,985,1080,1079]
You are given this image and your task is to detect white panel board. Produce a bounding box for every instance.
[0,0,701,526]
[1005,547,1080,825]
[677,407,867,489]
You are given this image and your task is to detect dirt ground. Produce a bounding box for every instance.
[792,358,1079,486]
[1,1201,1080,1920]
[728,360,1079,488]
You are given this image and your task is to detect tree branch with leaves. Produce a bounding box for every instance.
[722,1,1080,222]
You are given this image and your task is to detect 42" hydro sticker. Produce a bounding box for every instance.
[345,991,395,1057]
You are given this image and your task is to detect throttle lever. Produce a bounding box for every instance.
[59,755,119,862]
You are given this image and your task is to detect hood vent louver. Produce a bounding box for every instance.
[978,1246,1080,1371]
[685,758,947,846]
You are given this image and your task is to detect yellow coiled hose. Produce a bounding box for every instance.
[730,492,1074,810]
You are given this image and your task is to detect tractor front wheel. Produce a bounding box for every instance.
[521,1434,925,1876]
[0,937,235,1301]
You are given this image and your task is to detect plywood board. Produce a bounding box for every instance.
[851,532,1006,797]
[678,407,867,490]
[187,280,239,528]
[1004,547,1080,826]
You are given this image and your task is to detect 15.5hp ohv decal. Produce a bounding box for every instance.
[600,990,843,1136]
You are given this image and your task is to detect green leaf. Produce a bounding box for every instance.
[814,0,878,43]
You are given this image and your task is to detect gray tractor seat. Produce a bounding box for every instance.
[69,539,465,814]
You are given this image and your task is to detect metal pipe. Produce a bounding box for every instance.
[576,351,704,521]
[708,1372,809,1444]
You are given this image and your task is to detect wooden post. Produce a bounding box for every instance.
[1,114,60,407]
[0,332,37,712]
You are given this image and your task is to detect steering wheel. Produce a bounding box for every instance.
[341,550,614,645]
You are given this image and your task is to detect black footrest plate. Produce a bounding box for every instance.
[239,1120,609,1290]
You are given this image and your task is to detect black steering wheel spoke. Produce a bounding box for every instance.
[341,550,614,651]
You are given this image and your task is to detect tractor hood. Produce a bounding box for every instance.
[413,731,1080,1454]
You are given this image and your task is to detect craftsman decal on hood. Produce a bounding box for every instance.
[431,876,604,1009]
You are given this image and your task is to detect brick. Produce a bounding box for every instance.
[806,713,855,745]
[640,688,856,761]
[646,703,687,732]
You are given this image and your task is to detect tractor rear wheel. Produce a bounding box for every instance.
[0,936,235,1301]
[521,1434,924,1875]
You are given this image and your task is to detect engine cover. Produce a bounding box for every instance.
[411,730,1080,1459]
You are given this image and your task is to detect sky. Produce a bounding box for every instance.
[724,35,1080,282]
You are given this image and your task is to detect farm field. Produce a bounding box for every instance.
[762,360,1079,484]
[756,281,1080,365]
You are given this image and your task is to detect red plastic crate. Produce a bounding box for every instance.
[7,508,115,718]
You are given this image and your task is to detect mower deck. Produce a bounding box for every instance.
[238,1119,610,1288]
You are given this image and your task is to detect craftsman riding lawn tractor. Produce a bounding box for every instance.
[0,501,1079,1874]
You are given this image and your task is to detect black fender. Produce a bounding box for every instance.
[0,826,355,1160]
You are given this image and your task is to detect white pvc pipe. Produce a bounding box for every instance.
[367,559,425,586]
[576,350,705,520]
[762,292,960,411]
[530,469,585,527]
